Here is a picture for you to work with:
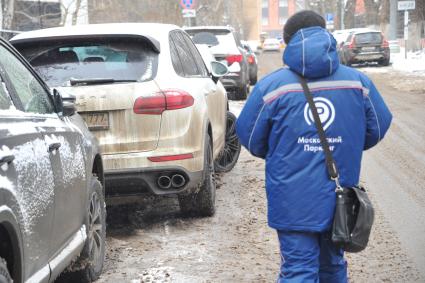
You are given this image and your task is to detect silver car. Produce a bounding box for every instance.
[0,37,106,282]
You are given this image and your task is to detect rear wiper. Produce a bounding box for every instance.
[69,78,137,86]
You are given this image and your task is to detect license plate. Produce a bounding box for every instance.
[80,112,109,131]
[362,47,376,51]
[357,54,381,60]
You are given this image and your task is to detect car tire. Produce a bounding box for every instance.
[67,177,106,282]
[380,58,390,66]
[179,136,216,217]
[0,258,12,283]
[237,85,248,100]
[214,112,241,173]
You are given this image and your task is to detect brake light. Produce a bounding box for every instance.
[226,54,243,64]
[148,153,194,162]
[162,89,194,110]
[133,95,166,115]
[348,36,356,49]
[133,89,194,115]
[247,54,255,64]
[381,34,389,48]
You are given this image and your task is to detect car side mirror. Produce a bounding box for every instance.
[62,92,77,117]
[210,61,228,84]
[53,89,76,117]
[52,89,64,115]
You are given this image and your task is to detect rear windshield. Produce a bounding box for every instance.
[354,32,382,44]
[187,29,237,49]
[16,37,158,87]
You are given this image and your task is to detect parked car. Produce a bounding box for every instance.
[241,40,258,85]
[333,29,353,63]
[185,26,251,100]
[262,38,281,52]
[339,29,390,66]
[195,44,241,173]
[246,40,260,54]
[0,37,105,282]
[11,23,230,216]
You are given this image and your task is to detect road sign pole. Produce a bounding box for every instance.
[397,1,415,59]
[404,10,409,59]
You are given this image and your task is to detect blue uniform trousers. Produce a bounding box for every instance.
[277,230,348,283]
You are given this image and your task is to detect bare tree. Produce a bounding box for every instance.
[344,0,356,29]
[2,0,15,29]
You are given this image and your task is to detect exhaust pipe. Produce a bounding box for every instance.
[171,174,186,188]
[157,175,171,189]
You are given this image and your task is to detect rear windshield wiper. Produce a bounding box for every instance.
[69,78,137,86]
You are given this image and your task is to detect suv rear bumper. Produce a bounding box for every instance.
[221,72,244,89]
[105,166,203,205]
[347,49,390,63]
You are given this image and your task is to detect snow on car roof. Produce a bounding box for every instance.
[10,23,181,53]
[184,26,234,32]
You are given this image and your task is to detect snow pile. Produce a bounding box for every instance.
[391,49,425,76]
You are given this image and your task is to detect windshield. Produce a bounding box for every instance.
[187,29,238,49]
[354,32,382,44]
[17,37,158,87]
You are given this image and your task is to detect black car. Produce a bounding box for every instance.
[241,41,258,85]
[185,26,251,100]
[339,29,390,66]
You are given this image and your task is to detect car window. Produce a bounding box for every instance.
[354,32,382,44]
[0,46,53,114]
[0,75,12,110]
[181,32,209,77]
[169,37,185,77]
[187,29,239,52]
[17,37,158,87]
[170,32,201,77]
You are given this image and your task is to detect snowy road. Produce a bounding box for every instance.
[58,52,425,283]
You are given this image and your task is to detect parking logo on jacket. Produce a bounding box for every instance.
[304,97,335,130]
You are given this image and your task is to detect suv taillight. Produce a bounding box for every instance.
[247,54,255,64]
[348,36,356,49]
[382,40,389,48]
[133,89,194,115]
[226,54,243,64]
[381,34,389,48]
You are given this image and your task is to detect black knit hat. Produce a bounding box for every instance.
[283,10,326,44]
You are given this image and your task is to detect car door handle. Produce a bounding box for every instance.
[48,142,61,152]
[0,154,15,165]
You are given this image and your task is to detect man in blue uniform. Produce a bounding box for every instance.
[236,10,392,282]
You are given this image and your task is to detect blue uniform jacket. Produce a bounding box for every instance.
[236,27,392,232]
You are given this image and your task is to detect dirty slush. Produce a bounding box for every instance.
[61,52,424,283]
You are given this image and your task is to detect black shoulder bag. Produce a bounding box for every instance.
[298,75,374,253]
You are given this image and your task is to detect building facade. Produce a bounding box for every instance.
[261,0,305,38]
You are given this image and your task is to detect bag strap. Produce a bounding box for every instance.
[297,75,340,185]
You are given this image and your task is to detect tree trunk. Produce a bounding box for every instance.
[3,0,15,29]
[380,0,390,35]
[344,0,356,29]
[0,1,3,29]
[364,0,380,27]
[72,0,82,25]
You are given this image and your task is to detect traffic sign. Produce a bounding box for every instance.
[326,13,334,30]
[398,1,415,11]
[180,0,195,9]
[182,9,196,18]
